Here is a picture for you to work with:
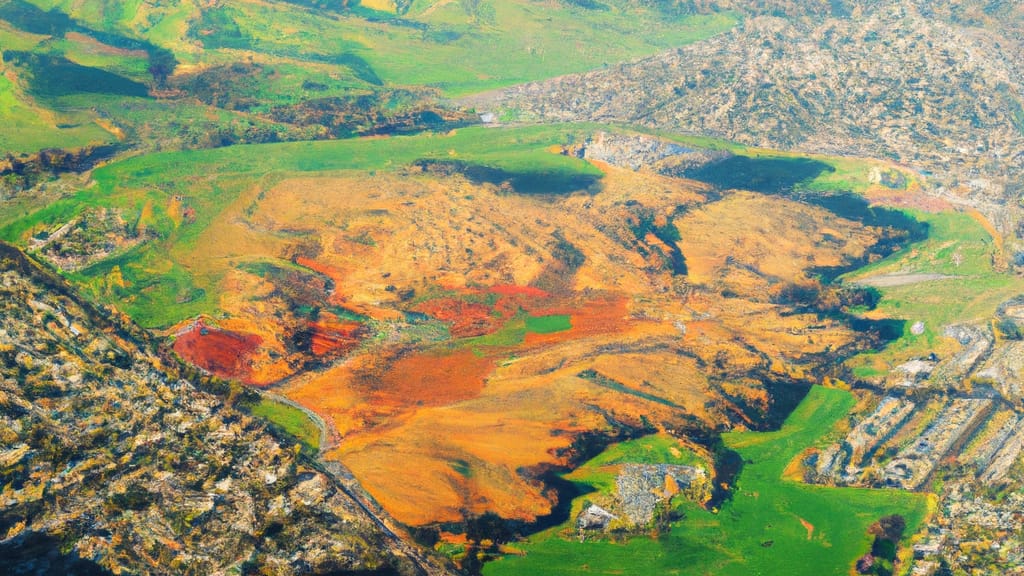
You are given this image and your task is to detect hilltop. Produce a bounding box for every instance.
[468,1,1024,242]
[0,123,927,532]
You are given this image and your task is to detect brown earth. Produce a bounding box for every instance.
[163,158,919,527]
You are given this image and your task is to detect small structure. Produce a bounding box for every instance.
[890,359,935,388]
[577,504,616,532]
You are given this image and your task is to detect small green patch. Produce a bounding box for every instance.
[564,434,708,495]
[246,397,321,452]
[525,314,571,334]
[450,459,473,478]
[461,314,528,349]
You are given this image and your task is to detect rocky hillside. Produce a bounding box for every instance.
[469,3,1024,230]
[0,243,445,575]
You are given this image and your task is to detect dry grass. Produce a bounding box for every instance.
[159,164,907,525]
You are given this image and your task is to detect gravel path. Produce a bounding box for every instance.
[850,273,958,287]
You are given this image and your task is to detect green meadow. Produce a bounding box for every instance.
[561,434,707,495]
[524,314,572,334]
[1,0,738,159]
[246,397,321,452]
[484,386,929,576]
[843,209,1024,378]
[0,26,115,154]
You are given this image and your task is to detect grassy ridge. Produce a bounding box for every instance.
[484,387,929,576]
[1,0,737,156]
[562,434,707,494]
[0,25,115,153]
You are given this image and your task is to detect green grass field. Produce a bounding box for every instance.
[457,312,572,352]
[525,314,572,334]
[1,0,739,161]
[562,434,707,495]
[0,35,115,153]
[484,387,929,576]
[247,397,321,452]
[843,210,1024,377]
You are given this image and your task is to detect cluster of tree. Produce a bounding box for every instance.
[856,515,907,576]
[269,94,476,138]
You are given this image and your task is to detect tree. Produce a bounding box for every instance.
[877,514,906,542]
[147,48,177,89]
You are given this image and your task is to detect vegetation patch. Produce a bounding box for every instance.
[246,397,321,452]
[484,386,928,576]
[524,314,571,334]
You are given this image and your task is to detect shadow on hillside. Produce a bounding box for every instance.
[413,159,601,196]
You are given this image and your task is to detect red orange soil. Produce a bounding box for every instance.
[308,315,366,357]
[368,348,495,407]
[173,321,261,383]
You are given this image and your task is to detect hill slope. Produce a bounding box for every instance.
[0,242,447,575]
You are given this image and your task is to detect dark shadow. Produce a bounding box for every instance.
[413,159,601,196]
[529,471,594,532]
[2,52,149,98]
[684,155,834,194]
[0,532,113,576]
[708,447,743,509]
[762,378,814,430]
[682,156,929,278]
[0,0,72,36]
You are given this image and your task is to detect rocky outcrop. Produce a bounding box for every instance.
[577,504,617,532]
[616,464,708,526]
[467,5,1024,210]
